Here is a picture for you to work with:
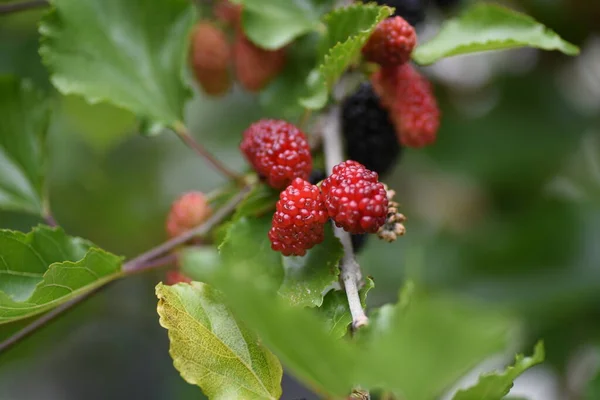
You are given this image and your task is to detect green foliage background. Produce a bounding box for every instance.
[1,0,600,398]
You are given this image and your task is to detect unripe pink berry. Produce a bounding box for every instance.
[166,191,211,238]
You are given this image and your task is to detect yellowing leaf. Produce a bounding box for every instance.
[156,282,282,400]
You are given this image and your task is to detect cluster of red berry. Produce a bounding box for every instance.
[362,16,440,148]
[241,120,390,256]
[189,0,286,96]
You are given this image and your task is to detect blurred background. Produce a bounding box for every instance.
[1,0,600,399]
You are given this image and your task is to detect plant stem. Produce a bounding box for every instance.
[173,122,241,182]
[0,186,250,355]
[321,105,369,330]
[0,0,47,15]
[122,185,251,272]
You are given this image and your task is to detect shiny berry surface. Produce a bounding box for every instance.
[240,119,312,189]
[268,178,328,256]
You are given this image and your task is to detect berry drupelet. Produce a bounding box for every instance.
[268,178,329,256]
[372,64,440,148]
[240,119,312,189]
[362,16,417,67]
[341,82,402,177]
[321,161,389,234]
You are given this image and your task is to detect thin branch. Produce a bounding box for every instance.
[0,186,251,355]
[122,184,251,273]
[0,0,47,15]
[321,105,369,330]
[173,122,242,182]
[0,287,102,355]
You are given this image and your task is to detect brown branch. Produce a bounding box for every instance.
[173,122,242,182]
[0,186,251,355]
[0,0,48,15]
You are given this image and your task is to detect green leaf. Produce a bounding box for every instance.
[0,225,123,323]
[358,290,514,400]
[156,282,282,400]
[412,3,579,65]
[39,0,195,128]
[208,263,357,397]
[584,364,600,400]
[279,224,342,307]
[179,247,221,282]
[242,0,320,50]
[0,75,49,215]
[317,277,373,338]
[217,201,342,307]
[301,3,392,109]
[218,214,284,292]
[259,33,319,119]
[452,341,545,400]
[233,184,279,220]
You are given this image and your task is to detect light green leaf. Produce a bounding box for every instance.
[0,225,123,324]
[39,0,196,128]
[156,282,282,400]
[60,95,136,153]
[452,342,545,400]
[413,3,579,65]
[358,291,514,400]
[242,0,320,50]
[317,277,373,338]
[179,247,221,282]
[301,3,392,109]
[279,224,342,307]
[0,75,49,215]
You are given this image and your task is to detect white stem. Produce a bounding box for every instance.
[322,105,369,329]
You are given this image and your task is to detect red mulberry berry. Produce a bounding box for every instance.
[372,64,440,148]
[362,16,417,67]
[189,22,232,96]
[321,161,388,234]
[240,119,312,189]
[166,191,211,238]
[233,32,287,92]
[268,178,329,256]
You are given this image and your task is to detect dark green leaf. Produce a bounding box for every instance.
[279,224,342,307]
[39,0,195,128]
[317,277,373,338]
[0,225,123,323]
[452,341,544,400]
[0,75,49,215]
[242,0,320,50]
[413,3,579,65]
[156,282,282,399]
